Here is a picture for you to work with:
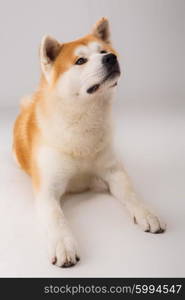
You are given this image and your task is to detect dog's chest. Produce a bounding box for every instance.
[41,110,111,158]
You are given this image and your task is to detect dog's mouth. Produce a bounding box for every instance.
[86,84,100,94]
[86,69,121,94]
[102,70,120,83]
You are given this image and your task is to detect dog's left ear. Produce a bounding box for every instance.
[40,35,62,81]
[92,17,110,43]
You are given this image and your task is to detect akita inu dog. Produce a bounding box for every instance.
[13,18,166,268]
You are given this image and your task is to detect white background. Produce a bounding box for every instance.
[0,0,185,277]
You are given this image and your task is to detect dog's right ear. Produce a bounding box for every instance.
[92,18,110,43]
[40,35,61,81]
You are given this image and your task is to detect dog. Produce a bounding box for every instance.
[13,18,166,268]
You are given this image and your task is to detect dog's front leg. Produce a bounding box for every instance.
[33,147,79,267]
[101,162,166,233]
[36,189,79,267]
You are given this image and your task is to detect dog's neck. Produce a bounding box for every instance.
[36,88,114,158]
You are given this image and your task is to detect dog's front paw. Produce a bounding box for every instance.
[132,206,166,234]
[50,236,80,268]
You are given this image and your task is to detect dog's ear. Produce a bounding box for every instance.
[92,17,110,43]
[40,35,61,81]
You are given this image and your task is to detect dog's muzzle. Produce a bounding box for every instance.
[102,53,120,82]
[87,53,120,94]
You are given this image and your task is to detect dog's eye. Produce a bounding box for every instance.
[75,57,87,65]
[100,50,107,54]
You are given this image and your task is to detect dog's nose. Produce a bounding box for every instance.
[102,53,117,66]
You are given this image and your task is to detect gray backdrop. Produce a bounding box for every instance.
[0,0,184,108]
[0,0,185,277]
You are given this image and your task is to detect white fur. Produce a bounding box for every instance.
[35,117,166,266]
[75,42,101,56]
[34,36,166,268]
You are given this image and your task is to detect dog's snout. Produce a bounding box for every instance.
[102,53,117,66]
[102,53,120,76]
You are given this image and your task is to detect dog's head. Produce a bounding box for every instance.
[40,18,121,101]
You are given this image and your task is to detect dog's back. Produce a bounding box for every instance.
[13,95,38,175]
